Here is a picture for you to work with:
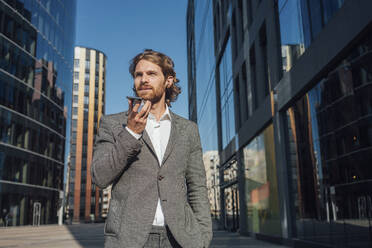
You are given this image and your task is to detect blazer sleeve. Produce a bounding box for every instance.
[91,115,143,188]
[186,122,213,248]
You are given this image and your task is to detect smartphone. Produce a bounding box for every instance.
[126,96,144,111]
[126,96,143,102]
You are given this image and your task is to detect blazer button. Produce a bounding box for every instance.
[158,175,164,181]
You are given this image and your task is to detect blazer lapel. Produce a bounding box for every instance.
[123,110,177,168]
[123,111,157,161]
[161,111,178,166]
[142,130,157,159]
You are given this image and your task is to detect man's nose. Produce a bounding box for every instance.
[140,74,149,83]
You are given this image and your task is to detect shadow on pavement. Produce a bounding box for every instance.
[65,223,105,248]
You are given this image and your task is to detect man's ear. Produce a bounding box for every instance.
[166,76,174,88]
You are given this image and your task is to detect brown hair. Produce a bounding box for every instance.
[129,49,181,106]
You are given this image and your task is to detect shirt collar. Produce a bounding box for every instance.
[148,105,171,121]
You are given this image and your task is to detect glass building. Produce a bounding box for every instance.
[67,46,106,223]
[187,0,372,247]
[187,0,220,219]
[0,0,76,226]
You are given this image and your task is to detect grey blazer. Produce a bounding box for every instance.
[91,110,212,248]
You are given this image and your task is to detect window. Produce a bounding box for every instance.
[236,63,249,127]
[259,23,270,97]
[71,144,76,154]
[85,73,90,83]
[238,0,244,42]
[242,62,252,117]
[243,124,281,235]
[247,0,253,27]
[74,59,79,68]
[85,60,90,70]
[73,72,79,80]
[70,156,76,167]
[71,121,76,133]
[232,10,238,58]
[219,38,235,148]
[249,43,258,110]
[85,48,90,59]
[82,145,87,154]
[84,96,89,105]
[278,0,346,74]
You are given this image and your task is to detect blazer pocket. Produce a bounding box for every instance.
[184,204,201,235]
[104,199,123,237]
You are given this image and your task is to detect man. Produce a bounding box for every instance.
[92,49,212,248]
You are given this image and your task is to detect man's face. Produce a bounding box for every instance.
[133,59,172,103]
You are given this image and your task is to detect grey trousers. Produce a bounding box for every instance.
[143,225,181,248]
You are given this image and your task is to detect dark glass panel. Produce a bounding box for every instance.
[0,107,65,160]
[0,182,59,226]
[287,34,372,247]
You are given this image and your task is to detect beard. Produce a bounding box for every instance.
[139,90,162,103]
[134,80,167,103]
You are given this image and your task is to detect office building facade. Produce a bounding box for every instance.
[187,0,372,247]
[0,0,76,226]
[68,46,106,222]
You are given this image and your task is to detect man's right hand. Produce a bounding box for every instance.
[126,99,152,134]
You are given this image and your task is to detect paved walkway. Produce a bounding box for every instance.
[211,230,286,248]
[0,223,287,248]
[0,224,103,248]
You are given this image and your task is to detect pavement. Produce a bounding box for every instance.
[0,223,288,248]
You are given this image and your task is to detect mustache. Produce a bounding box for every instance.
[137,86,152,90]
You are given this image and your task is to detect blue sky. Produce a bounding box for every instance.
[75,0,189,118]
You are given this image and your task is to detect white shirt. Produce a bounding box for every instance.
[125,106,171,226]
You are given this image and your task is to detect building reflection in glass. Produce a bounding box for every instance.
[190,0,221,221]
[223,183,239,232]
[219,38,235,148]
[243,124,281,236]
[0,0,76,226]
[193,0,218,154]
[279,0,345,72]
[287,33,372,247]
[203,151,220,219]
[221,158,239,232]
